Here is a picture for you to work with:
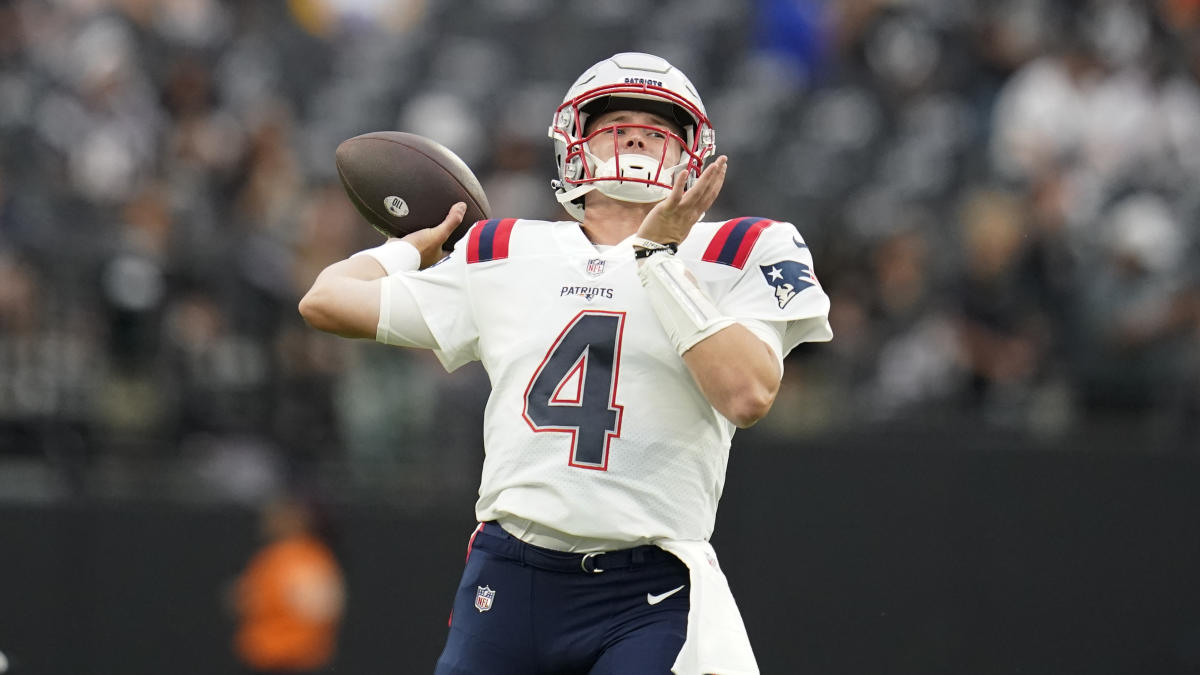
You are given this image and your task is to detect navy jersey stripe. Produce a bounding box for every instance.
[477,218,501,261]
[712,217,770,267]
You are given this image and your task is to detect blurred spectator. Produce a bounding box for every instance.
[231,495,345,675]
[1070,193,1196,424]
[857,221,963,421]
[953,189,1057,429]
[286,0,428,38]
[755,0,834,87]
[990,29,1110,187]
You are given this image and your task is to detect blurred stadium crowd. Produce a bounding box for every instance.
[1,0,1198,499]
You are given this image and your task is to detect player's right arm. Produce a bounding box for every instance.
[297,256,386,339]
[298,202,466,339]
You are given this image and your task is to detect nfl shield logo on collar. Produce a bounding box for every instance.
[475,585,495,612]
[586,258,606,277]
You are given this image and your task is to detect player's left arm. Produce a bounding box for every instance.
[698,222,833,426]
[636,159,831,427]
[634,157,781,427]
[681,324,781,428]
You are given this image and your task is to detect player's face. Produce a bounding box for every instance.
[586,110,684,167]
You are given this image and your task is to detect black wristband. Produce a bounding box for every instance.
[632,242,679,259]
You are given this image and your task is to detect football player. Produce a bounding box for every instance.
[299,52,832,675]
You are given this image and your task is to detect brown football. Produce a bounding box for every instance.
[335,131,490,250]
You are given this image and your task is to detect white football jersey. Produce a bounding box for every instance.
[384,217,832,545]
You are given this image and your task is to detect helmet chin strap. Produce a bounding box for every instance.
[554,180,593,207]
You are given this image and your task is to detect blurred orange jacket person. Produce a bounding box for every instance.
[234,498,345,674]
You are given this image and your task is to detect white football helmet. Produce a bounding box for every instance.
[549,52,716,221]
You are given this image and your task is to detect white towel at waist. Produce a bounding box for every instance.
[655,539,760,675]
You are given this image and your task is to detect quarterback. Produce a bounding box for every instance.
[300,53,832,675]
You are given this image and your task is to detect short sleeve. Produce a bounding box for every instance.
[716,221,833,357]
[388,246,480,372]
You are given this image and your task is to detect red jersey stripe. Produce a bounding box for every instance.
[731,218,772,269]
[702,217,747,264]
[466,220,486,264]
[703,217,774,269]
[491,218,517,260]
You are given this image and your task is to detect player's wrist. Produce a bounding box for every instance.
[631,237,678,260]
[351,238,421,275]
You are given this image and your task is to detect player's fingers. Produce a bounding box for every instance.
[688,156,725,197]
[665,167,687,205]
[403,202,466,266]
[701,155,728,189]
[684,156,726,210]
[426,201,466,243]
[435,202,468,234]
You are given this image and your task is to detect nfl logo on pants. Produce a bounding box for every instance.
[474,586,495,612]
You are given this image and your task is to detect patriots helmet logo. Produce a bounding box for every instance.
[760,260,816,309]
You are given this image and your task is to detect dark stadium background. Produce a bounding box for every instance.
[1,1,1199,673]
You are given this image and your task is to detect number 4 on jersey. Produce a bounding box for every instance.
[522,311,625,470]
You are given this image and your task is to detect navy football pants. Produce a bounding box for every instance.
[434,522,690,674]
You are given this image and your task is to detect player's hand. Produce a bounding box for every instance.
[635,155,727,245]
[401,201,466,269]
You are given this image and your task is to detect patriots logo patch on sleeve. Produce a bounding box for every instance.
[760,260,816,309]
